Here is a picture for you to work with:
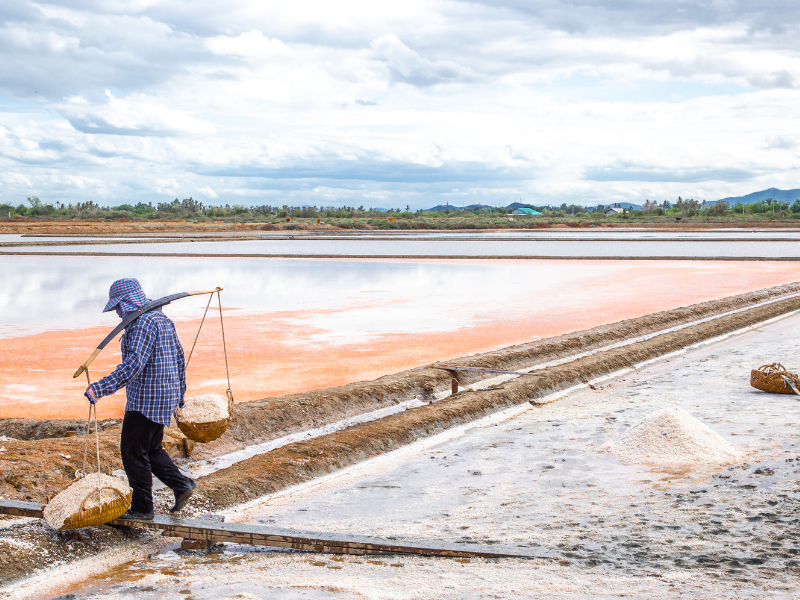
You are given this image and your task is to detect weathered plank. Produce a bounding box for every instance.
[0,499,44,518]
[435,365,542,376]
[0,500,540,559]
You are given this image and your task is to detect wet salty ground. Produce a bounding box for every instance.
[36,309,800,598]
[4,257,800,420]
[5,237,800,258]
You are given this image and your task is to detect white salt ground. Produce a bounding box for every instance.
[43,473,132,530]
[611,406,746,465]
[176,393,229,424]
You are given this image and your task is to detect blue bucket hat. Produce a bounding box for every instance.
[103,278,150,315]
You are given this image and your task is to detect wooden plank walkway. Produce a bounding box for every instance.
[0,500,541,560]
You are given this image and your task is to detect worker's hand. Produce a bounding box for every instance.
[84,385,97,405]
[179,395,185,409]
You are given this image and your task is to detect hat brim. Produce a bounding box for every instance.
[103,296,124,313]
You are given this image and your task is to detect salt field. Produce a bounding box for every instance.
[2,237,800,257]
[4,0,800,594]
[2,257,800,419]
[29,293,800,599]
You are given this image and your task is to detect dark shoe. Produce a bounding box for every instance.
[170,480,197,513]
[120,509,154,520]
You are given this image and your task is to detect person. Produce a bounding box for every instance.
[85,278,196,519]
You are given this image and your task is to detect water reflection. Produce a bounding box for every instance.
[0,256,600,338]
[1,238,797,257]
[3,256,800,419]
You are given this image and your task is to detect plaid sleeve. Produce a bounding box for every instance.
[92,320,156,398]
[177,337,186,407]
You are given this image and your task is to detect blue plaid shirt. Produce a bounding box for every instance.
[92,310,186,426]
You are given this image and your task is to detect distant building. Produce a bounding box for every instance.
[605,207,625,215]
[510,208,542,216]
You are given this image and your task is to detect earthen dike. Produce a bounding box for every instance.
[3,281,800,513]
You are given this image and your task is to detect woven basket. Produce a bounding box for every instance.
[59,486,132,531]
[750,363,800,395]
[175,391,233,443]
[175,417,230,443]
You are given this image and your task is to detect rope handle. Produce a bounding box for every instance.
[757,363,788,373]
[77,486,126,515]
[80,378,102,481]
[183,288,234,416]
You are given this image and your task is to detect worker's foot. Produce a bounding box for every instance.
[120,509,154,520]
[170,480,197,513]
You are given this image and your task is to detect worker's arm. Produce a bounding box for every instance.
[90,321,157,399]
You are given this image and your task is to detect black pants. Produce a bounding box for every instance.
[121,410,193,513]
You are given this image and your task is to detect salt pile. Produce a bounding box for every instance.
[43,472,132,530]
[177,394,229,424]
[613,407,745,465]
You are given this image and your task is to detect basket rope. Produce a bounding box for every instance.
[55,387,132,530]
[177,288,235,442]
[80,400,103,482]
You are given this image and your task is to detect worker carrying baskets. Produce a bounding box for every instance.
[82,278,197,520]
[76,278,234,522]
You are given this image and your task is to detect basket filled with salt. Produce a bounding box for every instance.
[44,472,132,531]
[43,403,133,531]
[750,363,800,394]
[175,392,233,443]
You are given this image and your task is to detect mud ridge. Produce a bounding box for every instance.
[8,281,800,458]
[209,280,800,456]
[0,418,120,441]
[194,294,800,511]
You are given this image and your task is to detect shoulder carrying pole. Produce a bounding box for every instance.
[73,287,223,379]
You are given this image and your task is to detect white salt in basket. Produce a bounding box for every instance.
[175,392,233,443]
[44,472,132,531]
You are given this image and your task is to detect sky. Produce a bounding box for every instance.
[0,1,799,210]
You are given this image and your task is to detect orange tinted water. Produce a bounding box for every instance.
[2,259,798,420]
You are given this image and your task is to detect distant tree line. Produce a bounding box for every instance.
[2,195,799,221]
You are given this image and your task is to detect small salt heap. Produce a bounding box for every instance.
[177,394,229,424]
[613,406,745,465]
[44,472,132,530]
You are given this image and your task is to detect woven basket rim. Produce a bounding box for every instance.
[58,490,133,530]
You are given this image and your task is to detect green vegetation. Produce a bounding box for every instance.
[2,195,800,229]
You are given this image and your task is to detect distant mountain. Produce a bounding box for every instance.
[422,203,497,211]
[718,188,800,205]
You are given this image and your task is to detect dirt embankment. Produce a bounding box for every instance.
[3,280,800,480]
[0,418,120,441]
[0,426,190,504]
[0,221,273,235]
[3,220,800,236]
[205,279,800,456]
[194,293,800,511]
[2,283,799,589]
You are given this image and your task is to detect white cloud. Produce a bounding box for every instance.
[197,186,219,198]
[371,33,475,86]
[206,30,294,58]
[60,90,216,136]
[0,0,799,208]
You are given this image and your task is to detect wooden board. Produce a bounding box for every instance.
[0,500,542,560]
[435,365,541,376]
